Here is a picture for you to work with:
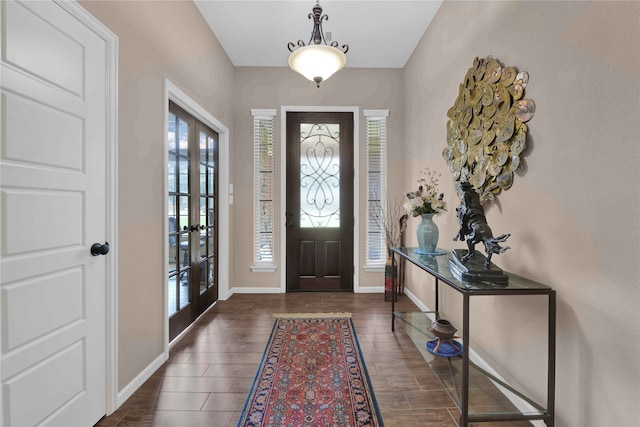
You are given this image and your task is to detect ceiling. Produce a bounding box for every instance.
[194,0,443,69]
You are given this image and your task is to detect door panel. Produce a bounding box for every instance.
[3,93,83,169]
[3,268,82,350]
[3,0,84,95]
[1,0,107,425]
[286,112,353,291]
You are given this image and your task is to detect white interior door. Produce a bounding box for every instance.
[1,0,108,425]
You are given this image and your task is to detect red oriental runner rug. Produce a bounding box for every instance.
[237,313,384,427]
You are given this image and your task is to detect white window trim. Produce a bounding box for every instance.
[251,109,277,272]
[364,109,389,271]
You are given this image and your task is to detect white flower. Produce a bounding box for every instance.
[405,168,447,217]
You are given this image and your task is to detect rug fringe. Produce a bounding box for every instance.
[272,312,352,318]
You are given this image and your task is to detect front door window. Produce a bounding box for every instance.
[299,123,341,228]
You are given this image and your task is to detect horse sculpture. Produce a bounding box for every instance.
[454,181,510,269]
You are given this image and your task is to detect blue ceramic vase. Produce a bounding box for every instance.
[416,213,439,254]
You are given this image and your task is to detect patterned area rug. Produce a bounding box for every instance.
[237,313,384,427]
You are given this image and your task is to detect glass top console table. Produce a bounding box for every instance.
[390,247,556,426]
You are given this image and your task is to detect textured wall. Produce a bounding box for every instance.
[402,1,640,426]
[79,0,235,391]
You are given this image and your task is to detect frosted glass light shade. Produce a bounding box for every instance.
[288,44,346,86]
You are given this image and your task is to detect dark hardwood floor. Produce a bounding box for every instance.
[95,293,532,426]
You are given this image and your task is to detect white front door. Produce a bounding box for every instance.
[1,0,109,425]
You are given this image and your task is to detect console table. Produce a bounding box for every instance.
[391,247,556,426]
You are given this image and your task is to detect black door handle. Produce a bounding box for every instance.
[91,242,110,256]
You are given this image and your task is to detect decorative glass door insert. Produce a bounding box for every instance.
[299,123,341,229]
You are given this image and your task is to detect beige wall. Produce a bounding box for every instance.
[80,0,235,390]
[231,67,404,290]
[403,1,640,426]
[80,1,640,423]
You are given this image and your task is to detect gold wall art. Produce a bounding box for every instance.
[442,56,535,202]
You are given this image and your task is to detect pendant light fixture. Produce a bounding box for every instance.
[287,1,349,88]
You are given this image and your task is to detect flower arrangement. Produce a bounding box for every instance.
[404,168,447,216]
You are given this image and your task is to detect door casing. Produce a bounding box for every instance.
[164,79,230,347]
[279,106,361,293]
[166,101,219,340]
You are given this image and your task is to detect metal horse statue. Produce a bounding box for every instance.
[454,181,510,269]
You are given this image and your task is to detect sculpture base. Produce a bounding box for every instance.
[448,249,509,284]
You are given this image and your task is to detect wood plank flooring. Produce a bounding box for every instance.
[95,293,532,426]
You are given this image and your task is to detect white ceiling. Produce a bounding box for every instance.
[194,0,443,68]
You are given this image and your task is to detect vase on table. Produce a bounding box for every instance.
[416,213,439,254]
[384,251,398,302]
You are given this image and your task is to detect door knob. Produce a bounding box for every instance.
[90,242,110,256]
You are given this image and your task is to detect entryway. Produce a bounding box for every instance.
[285,111,354,291]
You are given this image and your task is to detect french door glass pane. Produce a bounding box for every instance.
[299,123,340,228]
[200,261,208,293]
[179,196,189,231]
[168,197,177,269]
[179,159,189,194]
[178,118,189,157]
[179,271,189,310]
[208,137,215,165]
[199,164,207,194]
[207,230,215,254]
[208,198,215,226]
[168,112,177,151]
[168,154,177,192]
[208,169,214,194]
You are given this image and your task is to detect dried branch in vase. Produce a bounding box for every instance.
[372,195,407,252]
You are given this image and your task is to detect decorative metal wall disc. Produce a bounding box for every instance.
[443,56,535,202]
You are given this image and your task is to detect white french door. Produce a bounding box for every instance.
[1,0,113,425]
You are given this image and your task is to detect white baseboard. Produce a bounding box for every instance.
[229,286,384,294]
[230,286,283,294]
[355,286,384,293]
[116,352,167,407]
[117,300,222,408]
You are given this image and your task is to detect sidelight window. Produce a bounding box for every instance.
[251,109,276,271]
[364,110,389,266]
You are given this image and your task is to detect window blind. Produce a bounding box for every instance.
[365,110,389,265]
[252,110,276,267]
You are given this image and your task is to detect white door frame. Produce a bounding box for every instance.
[56,0,119,416]
[163,79,231,352]
[279,106,360,293]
